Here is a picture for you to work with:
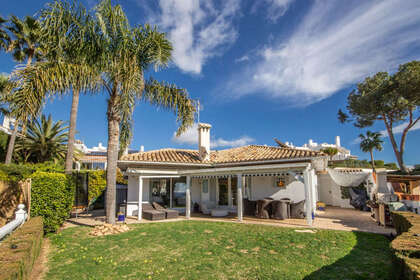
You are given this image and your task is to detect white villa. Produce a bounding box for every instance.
[282,136,356,161]
[118,123,329,226]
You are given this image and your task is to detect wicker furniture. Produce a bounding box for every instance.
[290,200,305,219]
[152,202,179,219]
[142,203,165,221]
[256,199,272,219]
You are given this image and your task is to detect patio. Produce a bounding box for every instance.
[65,206,395,235]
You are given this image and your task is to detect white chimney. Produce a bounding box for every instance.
[198,123,211,161]
[308,139,313,146]
[335,136,341,147]
[140,145,144,152]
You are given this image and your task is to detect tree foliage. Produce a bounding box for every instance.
[15,114,69,163]
[339,61,420,172]
[359,131,383,171]
[320,147,338,160]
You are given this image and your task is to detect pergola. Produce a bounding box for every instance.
[125,161,318,226]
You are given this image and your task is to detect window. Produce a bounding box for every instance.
[202,179,209,193]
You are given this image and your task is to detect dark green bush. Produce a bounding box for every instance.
[30,172,75,233]
[391,211,420,279]
[0,216,43,280]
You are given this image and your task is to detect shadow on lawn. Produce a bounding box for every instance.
[303,232,395,280]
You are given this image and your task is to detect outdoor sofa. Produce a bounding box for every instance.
[142,203,165,221]
[152,202,179,219]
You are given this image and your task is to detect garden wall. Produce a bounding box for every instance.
[391,211,420,280]
[0,179,30,227]
[0,217,43,280]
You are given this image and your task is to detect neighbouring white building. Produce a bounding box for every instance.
[283,136,356,161]
[118,123,330,226]
[0,116,16,135]
[75,140,141,170]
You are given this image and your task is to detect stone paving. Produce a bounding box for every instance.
[64,206,395,235]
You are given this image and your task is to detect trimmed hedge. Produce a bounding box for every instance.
[391,211,420,280]
[87,170,106,203]
[31,172,75,233]
[0,217,43,280]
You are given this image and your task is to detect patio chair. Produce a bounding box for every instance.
[244,199,257,216]
[142,203,165,221]
[152,202,179,219]
[256,199,271,219]
[271,200,289,220]
[290,200,305,219]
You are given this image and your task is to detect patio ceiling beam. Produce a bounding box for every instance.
[139,175,181,179]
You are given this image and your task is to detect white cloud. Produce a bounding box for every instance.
[235,55,249,63]
[352,121,420,145]
[228,0,420,106]
[172,123,254,148]
[148,0,240,74]
[253,0,295,22]
[380,121,420,136]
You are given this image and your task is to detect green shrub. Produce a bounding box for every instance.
[0,164,34,183]
[0,216,43,280]
[30,172,75,233]
[87,170,106,203]
[391,211,420,280]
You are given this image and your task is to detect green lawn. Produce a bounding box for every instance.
[46,221,394,280]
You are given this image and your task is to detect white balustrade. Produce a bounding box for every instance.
[0,204,27,240]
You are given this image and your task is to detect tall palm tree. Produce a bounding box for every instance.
[359,131,383,171]
[15,114,68,163]
[94,0,195,224]
[4,15,43,164]
[36,0,101,173]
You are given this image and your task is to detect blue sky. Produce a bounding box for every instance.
[1,0,420,165]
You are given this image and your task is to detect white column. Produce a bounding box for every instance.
[237,174,243,222]
[228,176,232,207]
[303,168,313,226]
[138,176,143,220]
[186,176,191,219]
[311,169,317,213]
[215,178,220,206]
[170,178,173,209]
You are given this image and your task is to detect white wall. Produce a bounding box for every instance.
[317,173,352,208]
[191,178,201,205]
[127,176,150,202]
[249,176,306,203]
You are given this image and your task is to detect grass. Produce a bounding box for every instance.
[46,221,394,280]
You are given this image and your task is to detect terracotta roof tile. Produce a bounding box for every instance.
[120,145,323,165]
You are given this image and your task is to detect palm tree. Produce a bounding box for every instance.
[4,15,43,164]
[36,0,101,173]
[94,0,195,224]
[359,131,383,171]
[15,114,68,163]
[0,16,9,51]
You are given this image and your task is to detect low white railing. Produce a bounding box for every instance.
[0,204,28,240]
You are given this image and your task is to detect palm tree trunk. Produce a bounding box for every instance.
[65,89,80,174]
[5,55,33,165]
[5,122,19,164]
[369,149,375,172]
[105,89,119,224]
